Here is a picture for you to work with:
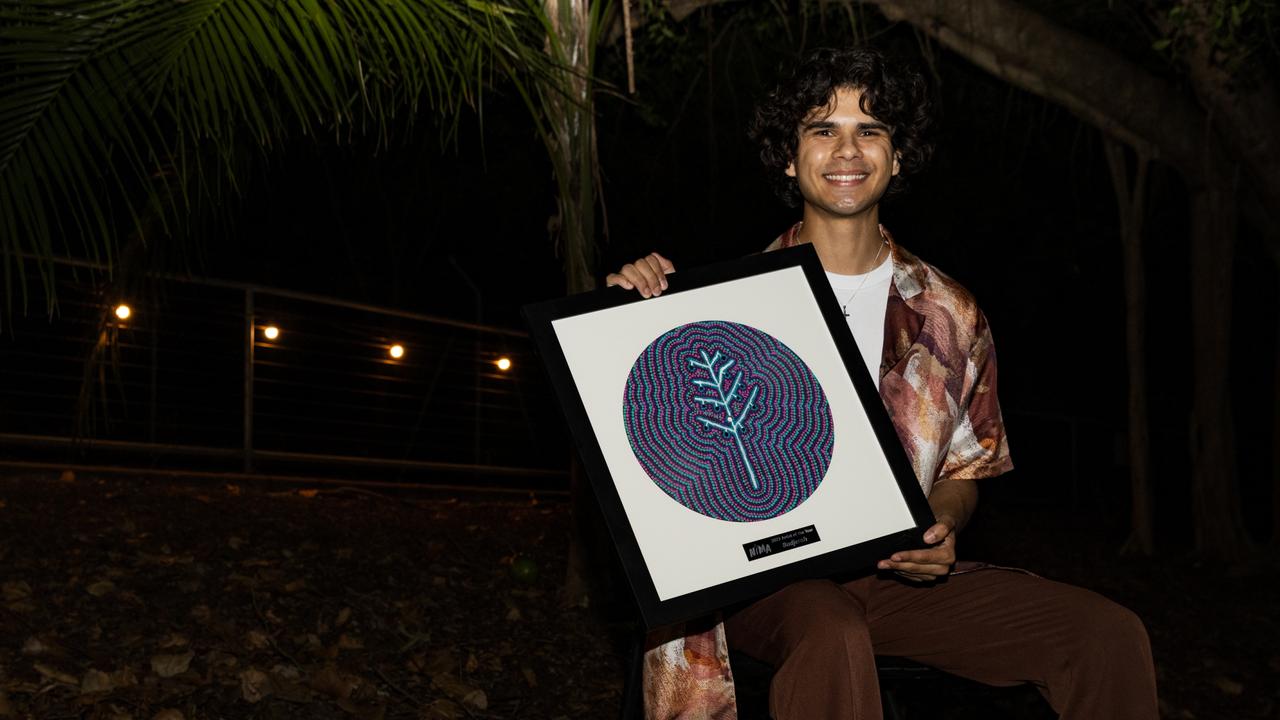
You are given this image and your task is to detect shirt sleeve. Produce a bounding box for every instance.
[938,310,1013,481]
[643,618,738,720]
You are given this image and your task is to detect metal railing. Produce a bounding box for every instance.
[1,264,570,489]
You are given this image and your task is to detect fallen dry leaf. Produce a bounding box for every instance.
[228,536,245,550]
[431,674,487,710]
[461,688,487,710]
[335,606,352,628]
[59,470,76,482]
[105,667,138,691]
[309,665,361,702]
[244,630,270,651]
[267,666,312,703]
[420,699,463,719]
[464,653,478,674]
[150,651,194,678]
[239,668,272,703]
[34,661,78,685]
[1212,675,1244,696]
[158,633,189,649]
[339,698,387,720]
[2,581,31,602]
[86,580,116,597]
[81,669,114,694]
[298,489,319,498]
[521,667,537,688]
[21,636,48,656]
[151,709,183,720]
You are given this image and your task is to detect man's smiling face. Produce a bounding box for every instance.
[786,86,900,220]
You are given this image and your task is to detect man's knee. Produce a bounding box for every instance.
[766,580,870,653]
[1061,591,1151,662]
[1090,599,1151,653]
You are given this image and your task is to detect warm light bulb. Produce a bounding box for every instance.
[496,357,512,371]
[389,344,405,359]
[114,304,131,320]
[263,325,280,340]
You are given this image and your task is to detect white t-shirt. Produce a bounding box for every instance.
[825,258,893,388]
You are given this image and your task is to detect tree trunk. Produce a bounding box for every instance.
[544,0,599,296]
[542,0,601,607]
[1103,137,1153,556]
[1187,186,1251,556]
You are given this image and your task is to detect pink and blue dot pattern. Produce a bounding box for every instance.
[622,320,834,522]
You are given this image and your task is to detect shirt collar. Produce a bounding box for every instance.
[773,221,928,301]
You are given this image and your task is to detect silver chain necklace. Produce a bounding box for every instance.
[839,240,888,317]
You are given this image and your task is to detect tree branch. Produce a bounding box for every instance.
[859,0,1212,178]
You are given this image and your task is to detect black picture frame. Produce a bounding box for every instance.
[523,244,935,629]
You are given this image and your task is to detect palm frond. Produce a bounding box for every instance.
[0,0,551,323]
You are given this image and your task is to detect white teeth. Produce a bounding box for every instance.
[825,173,868,181]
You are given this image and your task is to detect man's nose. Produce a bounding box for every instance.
[834,134,861,159]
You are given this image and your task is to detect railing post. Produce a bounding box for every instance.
[450,258,484,465]
[243,289,255,473]
[148,300,158,444]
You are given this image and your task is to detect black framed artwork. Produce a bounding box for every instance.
[523,244,935,629]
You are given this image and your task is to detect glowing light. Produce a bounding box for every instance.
[263,325,280,340]
[496,357,512,371]
[389,344,405,359]
[114,304,131,320]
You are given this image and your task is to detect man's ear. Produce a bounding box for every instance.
[785,160,797,178]
[892,151,901,176]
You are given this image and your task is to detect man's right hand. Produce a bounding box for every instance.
[604,252,675,297]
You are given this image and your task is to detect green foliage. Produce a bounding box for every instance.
[0,0,549,319]
[1153,0,1280,77]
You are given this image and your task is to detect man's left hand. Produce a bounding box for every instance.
[877,519,957,582]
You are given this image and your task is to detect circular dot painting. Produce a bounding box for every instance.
[622,320,834,522]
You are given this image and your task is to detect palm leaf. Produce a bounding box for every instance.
[0,0,550,322]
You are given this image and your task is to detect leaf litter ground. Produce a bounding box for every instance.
[0,471,1277,719]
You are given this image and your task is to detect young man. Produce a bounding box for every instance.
[607,47,1158,720]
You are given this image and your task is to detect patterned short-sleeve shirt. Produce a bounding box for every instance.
[642,225,1012,719]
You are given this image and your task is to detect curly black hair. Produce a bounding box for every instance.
[748,46,936,208]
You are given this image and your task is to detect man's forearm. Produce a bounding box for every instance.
[927,478,979,533]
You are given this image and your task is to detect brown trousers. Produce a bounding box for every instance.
[724,568,1158,720]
